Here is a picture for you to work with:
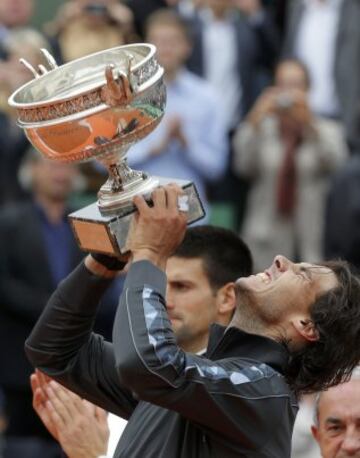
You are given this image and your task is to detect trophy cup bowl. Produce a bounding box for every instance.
[8,44,205,255]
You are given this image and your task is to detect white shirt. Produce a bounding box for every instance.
[295,0,343,117]
[202,9,242,130]
[103,413,127,458]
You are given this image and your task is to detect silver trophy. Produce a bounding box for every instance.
[8,44,205,255]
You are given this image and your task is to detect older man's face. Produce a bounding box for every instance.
[311,379,360,457]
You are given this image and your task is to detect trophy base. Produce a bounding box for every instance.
[69,177,205,256]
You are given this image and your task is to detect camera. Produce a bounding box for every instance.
[275,93,294,110]
[84,3,109,16]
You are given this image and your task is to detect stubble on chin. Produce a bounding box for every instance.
[234,282,256,309]
[232,284,268,335]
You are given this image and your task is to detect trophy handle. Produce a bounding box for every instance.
[101,52,135,107]
[40,48,58,70]
[19,48,58,79]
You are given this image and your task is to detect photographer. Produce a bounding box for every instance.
[233,58,348,270]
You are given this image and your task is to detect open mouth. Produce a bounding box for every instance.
[255,270,272,285]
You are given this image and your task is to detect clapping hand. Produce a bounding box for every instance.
[31,370,109,458]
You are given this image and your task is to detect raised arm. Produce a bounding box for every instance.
[25,256,138,419]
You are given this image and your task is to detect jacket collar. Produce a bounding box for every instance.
[206,323,289,376]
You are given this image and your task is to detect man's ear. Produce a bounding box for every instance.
[292,318,319,343]
[311,424,320,444]
[216,282,236,318]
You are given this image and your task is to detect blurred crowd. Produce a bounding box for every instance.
[0,0,360,457]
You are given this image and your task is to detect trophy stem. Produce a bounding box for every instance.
[97,155,159,215]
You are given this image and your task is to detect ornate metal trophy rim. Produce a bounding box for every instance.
[8,43,157,110]
[15,67,164,128]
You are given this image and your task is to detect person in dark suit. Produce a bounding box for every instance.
[187,0,280,125]
[185,0,280,228]
[0,149,84,458]
[283,0,360,152]
[324,154,360,271]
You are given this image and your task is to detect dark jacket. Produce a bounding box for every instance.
[187,10,280,118]
[0,201,84,390]
[26,261,298,457]
[324,155,360,269]
[283,0,360,145]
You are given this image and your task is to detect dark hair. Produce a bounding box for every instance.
[173,225,253,291]
[285,260,360,394]
[145,9,192,43]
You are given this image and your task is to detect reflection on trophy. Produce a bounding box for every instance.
[8,44,205,255]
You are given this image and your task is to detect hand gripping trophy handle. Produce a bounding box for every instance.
[9,44,205,255]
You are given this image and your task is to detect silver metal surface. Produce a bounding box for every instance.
[8,44,166,212]
[8,44,205,253]
[69,178,205,255]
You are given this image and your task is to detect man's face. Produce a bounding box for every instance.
[31,159,77,202]
[312,379,360,457]
[236,255,338,326]
[0,0,33,28]
[146,24,190,76]
[166,256,227,353]
[275,61,309,93]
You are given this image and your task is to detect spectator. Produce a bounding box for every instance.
[45,0,135,64]
[31,371,110,458]
[186,0,280,227]
[311,368,360,457]
[128,9,228,220]
[188,0,280,129]
[0,0,34,56]
[0,150,84,458]
[324,154,360,270]
[283,0,360,152]
[233,59,348,270]
[125,0,186,37]
[0,28,50,205]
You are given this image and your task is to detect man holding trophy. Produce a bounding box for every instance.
[10,41,360,458]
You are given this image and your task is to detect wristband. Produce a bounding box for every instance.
[91,252,127,271]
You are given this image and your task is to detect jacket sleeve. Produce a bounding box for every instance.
[309,120,348,172]
[25,262,138,420]
[249,9,281,71]
[0,211,51,322]
[113,261,296,447]
[233,121,260,179]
